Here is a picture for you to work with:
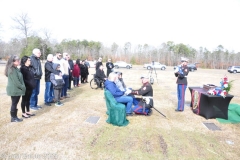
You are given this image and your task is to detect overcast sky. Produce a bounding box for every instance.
[0,0,240,52]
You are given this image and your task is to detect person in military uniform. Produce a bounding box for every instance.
[131,76,153,115]
[174,57,189,112]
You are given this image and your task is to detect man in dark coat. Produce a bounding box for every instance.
[96,65,107,88]
[44,54,58,106]
[95,57,103,71]
[29,48,42,110]
[106,58,114,77]
[67,55,74,90]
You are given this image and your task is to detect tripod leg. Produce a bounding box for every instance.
[153,107,168,119]
[153,68,158,83]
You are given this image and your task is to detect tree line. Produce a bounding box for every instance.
[0,13,239,69]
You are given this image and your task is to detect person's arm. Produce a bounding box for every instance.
[106,83,124,97]
[45,63,59,74]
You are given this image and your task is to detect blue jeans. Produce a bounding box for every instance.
[177,84,187,111]
[115,96,133,114]
[30,79,40,107]
[61,75,69,97]
[73,77,79,86]
[44,82,54,103]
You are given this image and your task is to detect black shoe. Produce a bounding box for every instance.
[10,110,23,122]
[175,109,183,112]
[26,113,35,116]
[126,113,133,116]
[22,114,30,118]
[50,100,55,103]
[45,103,51,106]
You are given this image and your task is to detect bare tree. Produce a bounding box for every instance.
[12,13,31,47]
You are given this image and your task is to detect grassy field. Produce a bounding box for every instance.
[0,64,240,160]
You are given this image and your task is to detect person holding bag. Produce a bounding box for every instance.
[5,55,26,122]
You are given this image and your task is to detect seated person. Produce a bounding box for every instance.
[131,75,153,115]
[104,72,133,116]
[96,65,107,88]
[115,72,127,91]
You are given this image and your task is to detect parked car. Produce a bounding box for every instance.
[143,62,166,70]
[174,64,197,72]
[114,61,132,69]
[228,66,240,74]
[87,61,96,68]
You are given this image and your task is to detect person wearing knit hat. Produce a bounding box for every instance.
[174,57,189,112]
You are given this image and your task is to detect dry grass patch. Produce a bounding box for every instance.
[0,65,240,159]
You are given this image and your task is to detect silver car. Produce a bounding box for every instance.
[114,61,132,69]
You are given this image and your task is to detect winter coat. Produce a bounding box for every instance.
[115,79,126,92]
[30,54,42,79]
[104,80,124,98]
[80,64,87,77]
[45,61,58,82]
[20,65,36,90]
[96,69,106,81]
[6,67,26,96]
[95,61,103,70]
[72,64,80,77]
[50,63,65,90]
[106,62,114,70]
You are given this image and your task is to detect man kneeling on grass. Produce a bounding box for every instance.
[50,63,65,107]
[130,75,153,116]
[104,72,133,116]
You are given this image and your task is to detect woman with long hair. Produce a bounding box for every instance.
[5,55,26,122]
[20,56,36,118]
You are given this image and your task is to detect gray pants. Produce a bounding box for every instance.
[54,89,62,102]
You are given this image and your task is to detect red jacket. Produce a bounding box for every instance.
[72,64,80,77]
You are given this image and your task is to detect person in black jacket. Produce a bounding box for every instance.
[67,55,74,89]
[29,48,42,110]
[20,56,36,118]
[80,60,87,83]
[96,65,107,88]
[106,58,114,77]
[44,54,58,106]
[50,63,65,107]
[95,57,103,71]
[174,57,189,112]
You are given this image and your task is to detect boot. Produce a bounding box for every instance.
[10,109,23,122]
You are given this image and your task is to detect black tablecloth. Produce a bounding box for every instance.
[188,87,234,119]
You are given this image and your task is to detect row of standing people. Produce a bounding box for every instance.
[5,48,91,122]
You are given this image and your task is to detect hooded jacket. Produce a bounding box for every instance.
[50,63,65,89]
[104,80,124,98]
